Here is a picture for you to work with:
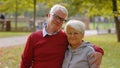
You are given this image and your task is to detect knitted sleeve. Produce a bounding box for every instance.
[93,45,104,55]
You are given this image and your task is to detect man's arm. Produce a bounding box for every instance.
[93,45,104,55]
[89,45,104,68]
[20,35,33,68]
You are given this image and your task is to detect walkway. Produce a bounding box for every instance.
[0,36,28,47]
[1,30,112,48]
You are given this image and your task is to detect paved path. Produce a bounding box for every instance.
[85,30,97,36]
[0,36,28,47]
[0,29,116,48]
[0,30,98,48]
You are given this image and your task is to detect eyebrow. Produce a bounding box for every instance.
[53,13,67,22]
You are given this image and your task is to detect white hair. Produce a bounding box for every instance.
[49,4,68,19]
[64,20,86,34]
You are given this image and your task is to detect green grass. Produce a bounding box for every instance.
[0,32,30,38]
[84,34,120,68]
[0,34,120,68]
[89,22,115,30]
[0,46,24,68]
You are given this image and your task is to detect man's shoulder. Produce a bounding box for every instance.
[59,29,65,34]
[30,30,42,37]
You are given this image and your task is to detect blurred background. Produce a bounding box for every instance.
[0,0,120,68]
[0,0,118,32]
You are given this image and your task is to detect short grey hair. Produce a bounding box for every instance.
[49,4,68,19]
[64,20,86,34]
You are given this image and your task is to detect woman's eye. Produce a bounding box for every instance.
[74,33,79,35]
[67,33,71,35]
[67,32,79,35]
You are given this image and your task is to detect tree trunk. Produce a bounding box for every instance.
[33,0,36,32]
[15,0,18,31]
[112,0,120,42]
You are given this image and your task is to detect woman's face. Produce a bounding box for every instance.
[66,25,84,47]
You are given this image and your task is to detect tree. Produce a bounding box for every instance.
[112,0,120,42]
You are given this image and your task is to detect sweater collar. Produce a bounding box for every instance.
[42,27,59,37]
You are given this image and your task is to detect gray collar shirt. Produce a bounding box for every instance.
[62,41,95,68]
[42,27,59,37]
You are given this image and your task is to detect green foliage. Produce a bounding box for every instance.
[0,0,118,17]
[0,0,34,15]
[63,0,113,16]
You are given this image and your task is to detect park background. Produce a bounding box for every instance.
[0,0,120,68]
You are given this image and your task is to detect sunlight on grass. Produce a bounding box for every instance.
[0,32,31,38]
[0,34,120,68]
[0,46,24,68]
[84,34,120,68]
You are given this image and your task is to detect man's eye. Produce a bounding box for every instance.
[56,16,59,19]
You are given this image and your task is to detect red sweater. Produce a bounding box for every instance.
[20,30,104,68]
[20,30,68,68]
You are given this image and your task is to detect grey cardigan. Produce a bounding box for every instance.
[62,41,95,68]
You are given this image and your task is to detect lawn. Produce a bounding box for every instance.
[0,46,23,68]
[0,32,30,38]
[0,34,120,68]
[84,34,120,68]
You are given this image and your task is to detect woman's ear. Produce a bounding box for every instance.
[82,33,84,39]
[47,13,50,18]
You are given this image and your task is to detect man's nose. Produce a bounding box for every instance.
[57,19,62,24]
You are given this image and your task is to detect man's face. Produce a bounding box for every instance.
[48,10,67,31]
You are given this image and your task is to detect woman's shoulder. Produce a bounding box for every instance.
[82,41,95,53]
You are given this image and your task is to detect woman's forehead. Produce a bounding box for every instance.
[66,26,79,32]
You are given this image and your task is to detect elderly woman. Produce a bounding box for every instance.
[62,20,97,68]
